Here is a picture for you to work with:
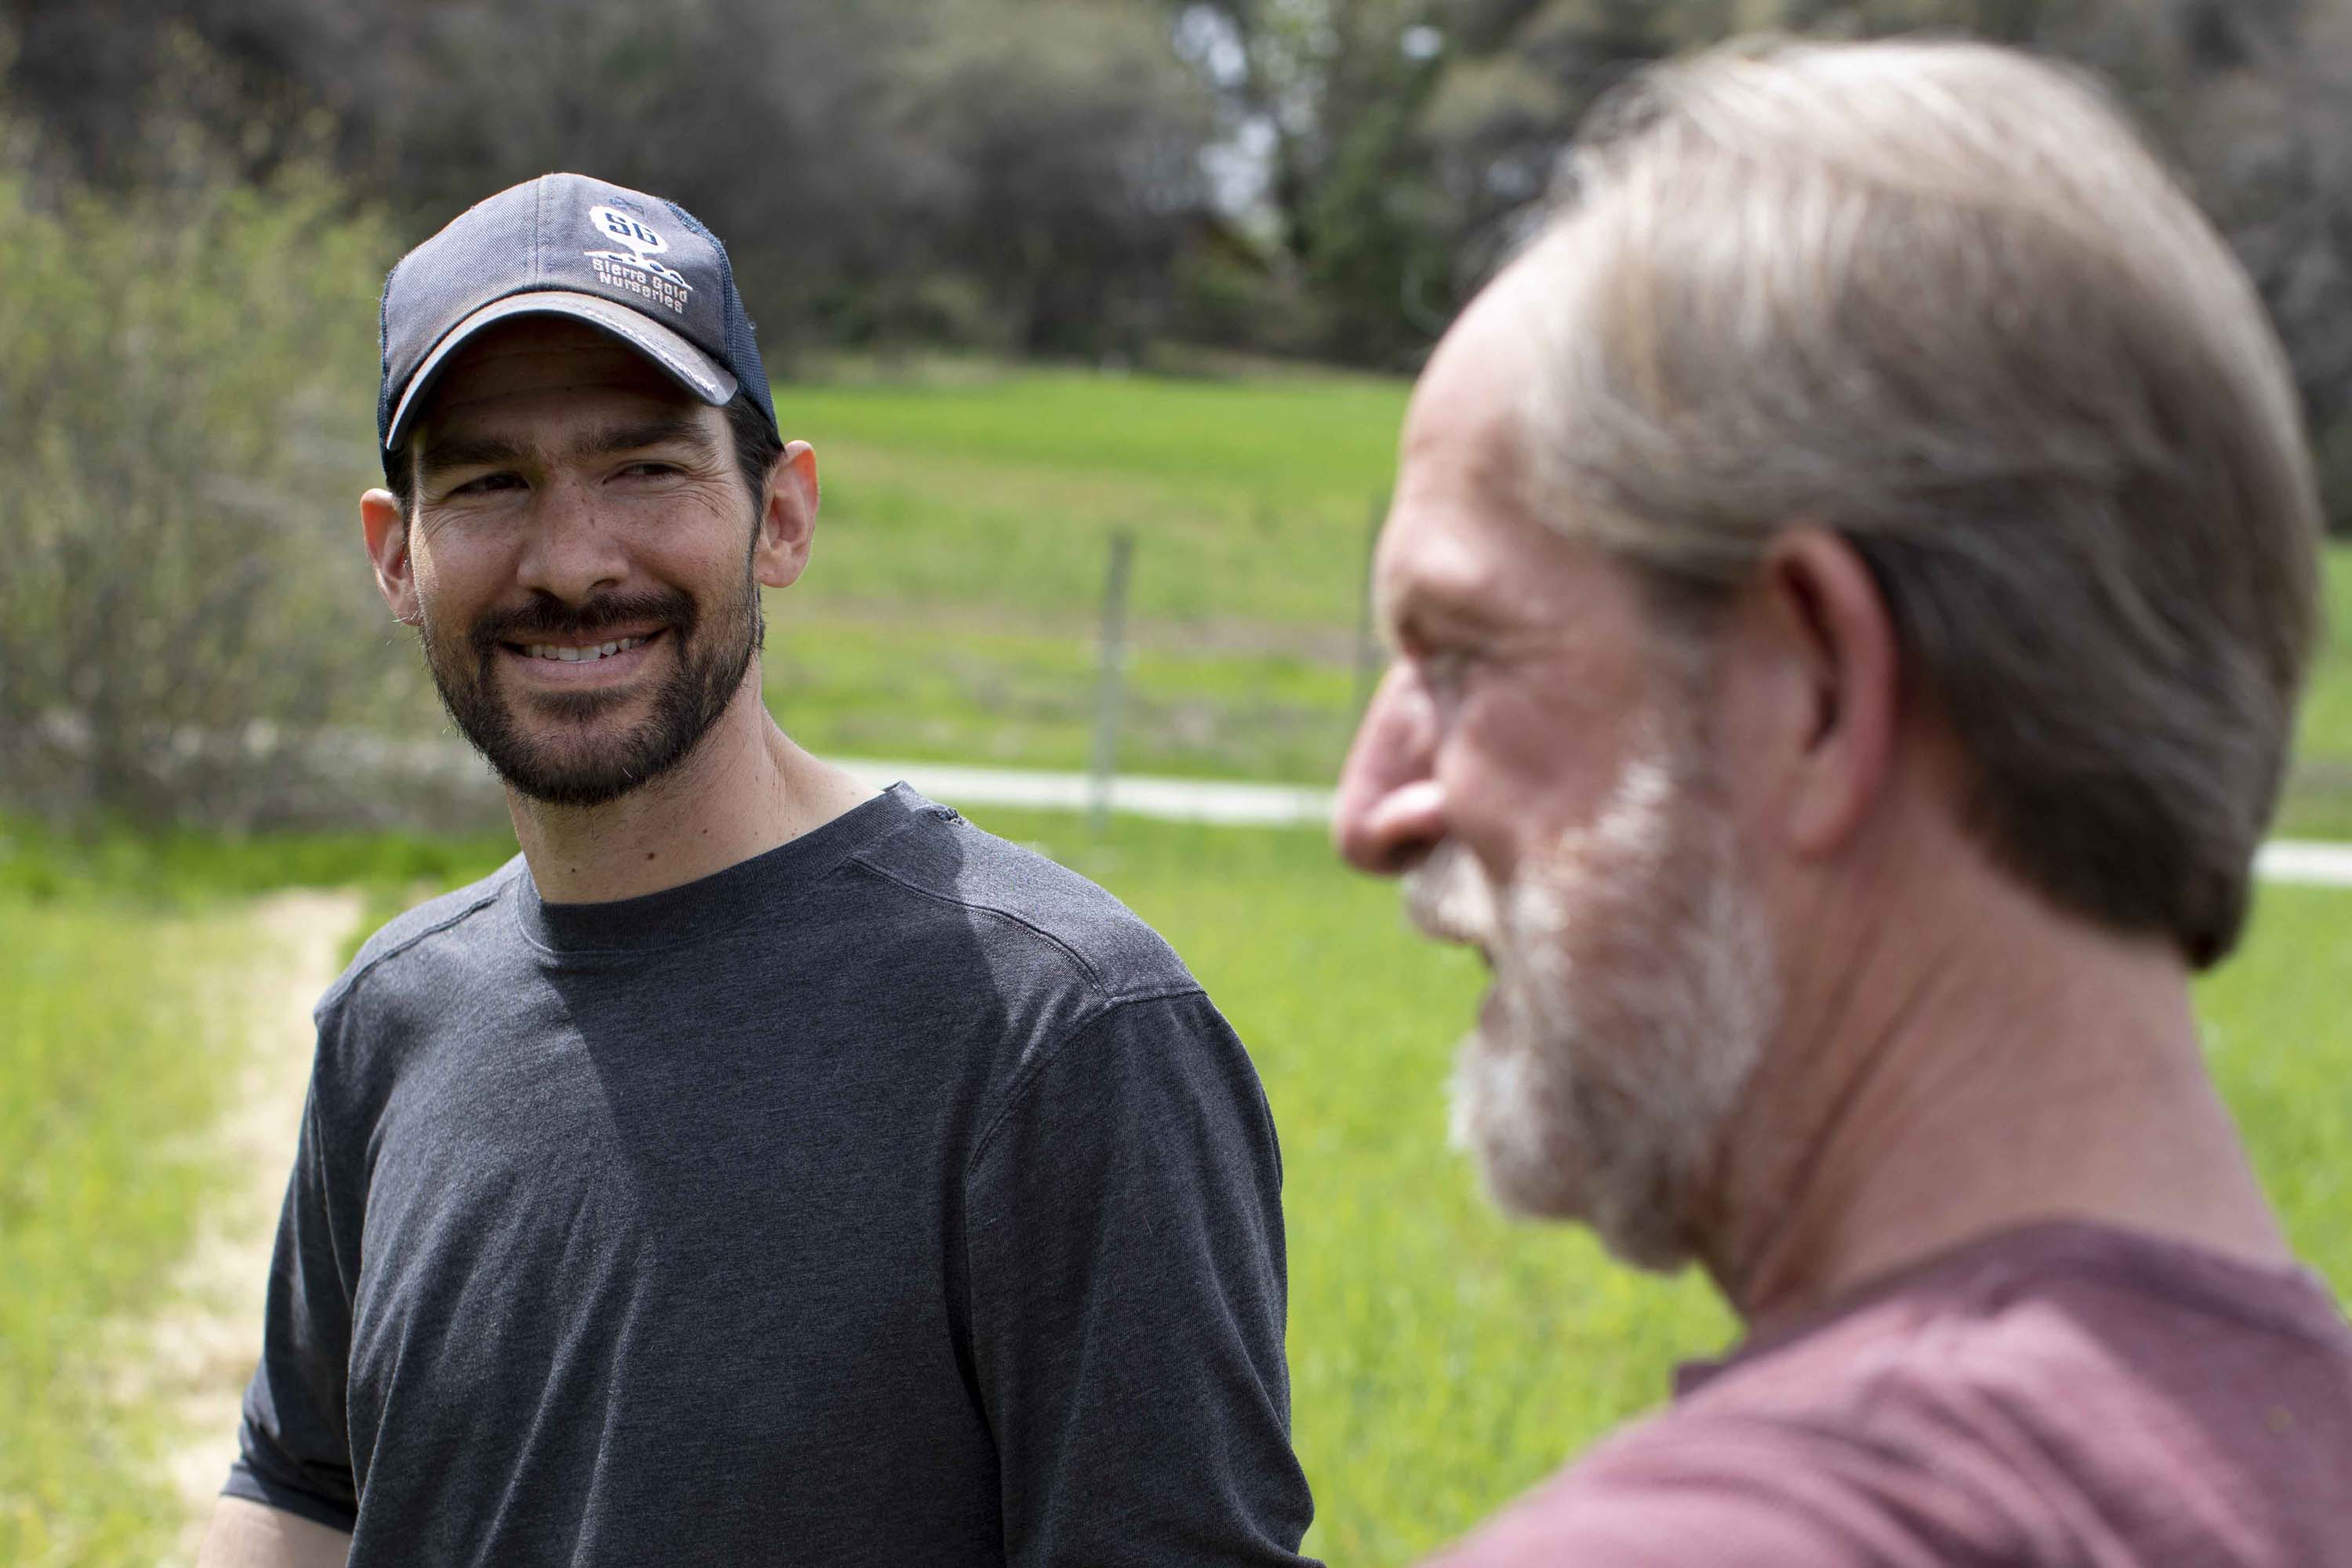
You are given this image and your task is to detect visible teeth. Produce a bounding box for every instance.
[524,636,645,662]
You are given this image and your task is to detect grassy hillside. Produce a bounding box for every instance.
[781,368,1409,626]
[760,367,1404,783]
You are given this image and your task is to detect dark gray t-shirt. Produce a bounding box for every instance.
[225,785,1318,1566]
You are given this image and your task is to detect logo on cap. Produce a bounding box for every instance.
[584,204,693,314]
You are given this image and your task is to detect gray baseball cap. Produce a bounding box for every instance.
[376,173,778,462]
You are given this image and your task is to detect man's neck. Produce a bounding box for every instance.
[507,684,876,905]
[1709,844,2292,1335]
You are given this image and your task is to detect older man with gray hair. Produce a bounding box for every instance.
[1336,35,2352,1566]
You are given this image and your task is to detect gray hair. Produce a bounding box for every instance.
[1517,36,2323,967]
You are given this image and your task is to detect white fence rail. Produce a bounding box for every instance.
[846,757,2352,888]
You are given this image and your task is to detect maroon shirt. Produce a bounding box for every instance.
[1429,1222,2352,1566]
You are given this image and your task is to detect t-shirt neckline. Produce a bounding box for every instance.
[510,781,933,957]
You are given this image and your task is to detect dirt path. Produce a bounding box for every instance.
[148,888,362,1566]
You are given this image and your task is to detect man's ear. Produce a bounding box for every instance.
[361,488,421,626]
[1720,526,1900,858]
[754,440,819,591]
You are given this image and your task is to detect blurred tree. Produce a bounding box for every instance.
[887,0,1216,356]
[2161,1,2352,539]
[1414,0,2352,532]
[1170,0,1453,361]
[0,0,1220,361]
[1417,1,1686,285]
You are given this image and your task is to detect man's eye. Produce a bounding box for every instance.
[618,461,680,479]
[1420,648,1474,693]
[452,472,524,496]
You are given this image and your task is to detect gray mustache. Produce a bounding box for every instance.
[1404,840,1499,947]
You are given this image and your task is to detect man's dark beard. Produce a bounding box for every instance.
[419,574,764,808]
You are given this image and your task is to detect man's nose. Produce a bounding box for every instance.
[1333,662,1446,877]
[515,479,627,602]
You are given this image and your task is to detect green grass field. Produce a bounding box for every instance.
[759,366,1406,784]
[2296,546,2352,837]
[760,366,2352,832]
[0,891,254,1565]
[782,368,1407,627]
[8,811,2346,1566]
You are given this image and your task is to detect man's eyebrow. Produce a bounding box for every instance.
[417,433,528,484]
[416,416,720,486]
[576,416,721,463]
[1380,572,1496,644]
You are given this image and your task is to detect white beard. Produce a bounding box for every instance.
[1404,735,1778,1272]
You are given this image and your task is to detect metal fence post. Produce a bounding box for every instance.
[1089,530,1136,838]
[1352,492,1388,718]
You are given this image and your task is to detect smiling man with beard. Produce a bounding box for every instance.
[1335,37,2352,1568]
[195,174,1316,1568]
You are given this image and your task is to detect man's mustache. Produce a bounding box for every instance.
[463,590,699,655]
[1404,839,1499,949]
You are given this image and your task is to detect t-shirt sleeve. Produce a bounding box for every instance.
[964,989,1319,1567]
[222,1080,361,1534]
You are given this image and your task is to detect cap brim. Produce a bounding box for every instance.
[384,290,739,452]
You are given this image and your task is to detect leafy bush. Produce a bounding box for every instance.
[0,89,423,829]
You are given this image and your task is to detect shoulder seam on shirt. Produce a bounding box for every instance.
[962,988,1207,1180]
[847,852,1120,992]
[326,876,511,1011]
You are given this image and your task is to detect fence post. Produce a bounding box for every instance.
[1089,530,1136,838]
[1352,492,1388,717]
